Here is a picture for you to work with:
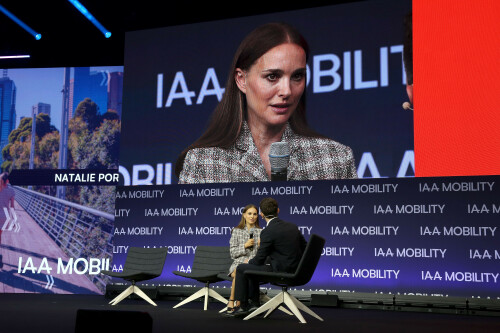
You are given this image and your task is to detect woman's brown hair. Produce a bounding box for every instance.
[175,22,326,177]
[233,204,261,231]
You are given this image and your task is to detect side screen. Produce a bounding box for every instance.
[0,66,123,294]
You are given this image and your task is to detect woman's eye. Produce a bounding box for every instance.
[266,74,278,81]
[293,73,305,81]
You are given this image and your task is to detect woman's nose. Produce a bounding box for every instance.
[277,78,292,98]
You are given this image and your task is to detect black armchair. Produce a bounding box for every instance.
[242,234,326,323]
[172,246,233,310]
[101,247,168,306]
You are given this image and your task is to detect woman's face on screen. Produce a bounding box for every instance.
[236,43,306,128]
[244,207,258,227]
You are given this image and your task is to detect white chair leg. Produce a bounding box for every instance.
[244,292,283,320]
[287,293,323,321]
[174,286,228,310]
[208,288,228,304]
[204,289,209,310]
[173,287,209,308]
[134,286,158,306]
[109,285,134,305]
[109,285,158,306]
[263,301,283,318]
[283,292,307,324]
[261,294,294,315]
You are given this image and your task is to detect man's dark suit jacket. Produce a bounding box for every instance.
[248,218,306,273]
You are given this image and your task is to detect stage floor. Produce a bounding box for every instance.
[0,293,499,333]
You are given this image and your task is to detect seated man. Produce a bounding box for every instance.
[227,197,306,317]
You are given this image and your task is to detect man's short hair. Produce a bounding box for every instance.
[259,197,278,218]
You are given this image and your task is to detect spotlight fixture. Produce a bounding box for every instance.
[68,0,112,38]
[0,4,42,40]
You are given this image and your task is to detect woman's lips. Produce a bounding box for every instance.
[271,103,291,114]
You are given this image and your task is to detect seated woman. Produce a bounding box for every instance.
[227,204,262,313]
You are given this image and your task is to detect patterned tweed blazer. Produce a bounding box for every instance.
[228,227,262,274]
[178,122,357,184]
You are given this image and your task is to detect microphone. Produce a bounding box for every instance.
[402,102,414,111]
[249,228,255,247]
[269,142,290,181]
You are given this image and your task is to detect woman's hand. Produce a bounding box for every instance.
[244,239,255,249]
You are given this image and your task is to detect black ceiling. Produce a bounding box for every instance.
[0,0,366,68]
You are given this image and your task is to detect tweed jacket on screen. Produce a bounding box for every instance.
[178,122,357,184]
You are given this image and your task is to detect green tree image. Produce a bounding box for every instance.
[68,99,121,215]
[2,113,59,172]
